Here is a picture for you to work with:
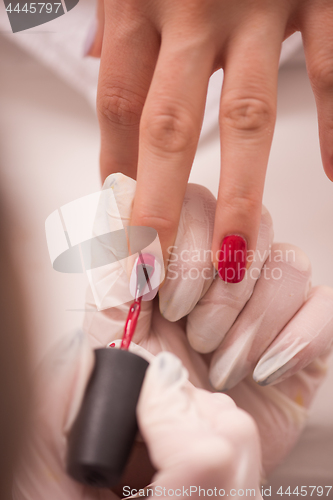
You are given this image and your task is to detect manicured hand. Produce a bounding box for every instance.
[88,0,333,282]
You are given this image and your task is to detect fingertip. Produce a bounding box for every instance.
[85,0,105,58]
[217,234,247,284]
[83,18,97,57]
[316,107,333,181]
[83,15,104,58]
[212,193,263,284]
[88,41,103,59]
[260,204,272,226]
[149,352,188,389]
[321,150,333,182]
[270,242,311,274]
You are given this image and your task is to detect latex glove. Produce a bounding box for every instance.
[137,351,261,499]
[85,173,333,479]
[12,331,261,500]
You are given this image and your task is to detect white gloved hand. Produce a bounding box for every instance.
[12,331,261,500]
[84,174,333,478]
[137,352,261,499]
[14,172,333,500]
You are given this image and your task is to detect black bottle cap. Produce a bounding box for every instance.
[67,347,149,488]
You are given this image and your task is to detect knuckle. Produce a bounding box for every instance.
[135,211,176,240]
[141,104,197,154]
[232,409,259,445]
[186,440,236,476]
[308,60,333,93]
[221,95,275,134]
[97,87,143,128]
[219,190,262,218]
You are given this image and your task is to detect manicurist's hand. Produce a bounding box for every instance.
[12,333,261,500]
[85,174,333,478]
[88,0,333,282]
[14,174,333,499]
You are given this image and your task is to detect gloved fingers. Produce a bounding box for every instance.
[224,287,333,477]
[158,183,216,322]
[253,285,333,389]
[152,438,262,500]
[210,243,312,391]
[191,388,261,456]
[34,330,94,435]
[187,206,273,353]
[137,351,194,470]
[137,352,262,496]
[84,295,153,349]
[13,331,116,500]
[225,377,308,478]
[146,300,212,390]
[84,173,155,348]
[108,339,156,364]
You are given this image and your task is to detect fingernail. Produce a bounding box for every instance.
[154,352,186,388]
[253,338,309,386]
[218,235,247,283]
[209,334,253,391]
[129,253,161,301]
[83,18,97,57]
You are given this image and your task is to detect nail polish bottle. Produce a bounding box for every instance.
[67,348,149,488]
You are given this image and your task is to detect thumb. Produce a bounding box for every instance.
[83,0,105,58]
[137,352,262,499]
[137,352,231,471]
[84,173,163,348]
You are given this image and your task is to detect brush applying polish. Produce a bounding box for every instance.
[120,253,155,350]
[67,253,156,489]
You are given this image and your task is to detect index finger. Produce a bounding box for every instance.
[130,34,215,263]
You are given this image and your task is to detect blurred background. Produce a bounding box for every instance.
[0,0,332,491]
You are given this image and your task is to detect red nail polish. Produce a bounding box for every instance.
[218,235,247,283]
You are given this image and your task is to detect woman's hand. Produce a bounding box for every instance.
[88,0,333,281]
[85,174,333,479]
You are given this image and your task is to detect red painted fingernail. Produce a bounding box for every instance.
[218,235,247,283]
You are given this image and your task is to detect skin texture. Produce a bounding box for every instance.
[88,0,333,274]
